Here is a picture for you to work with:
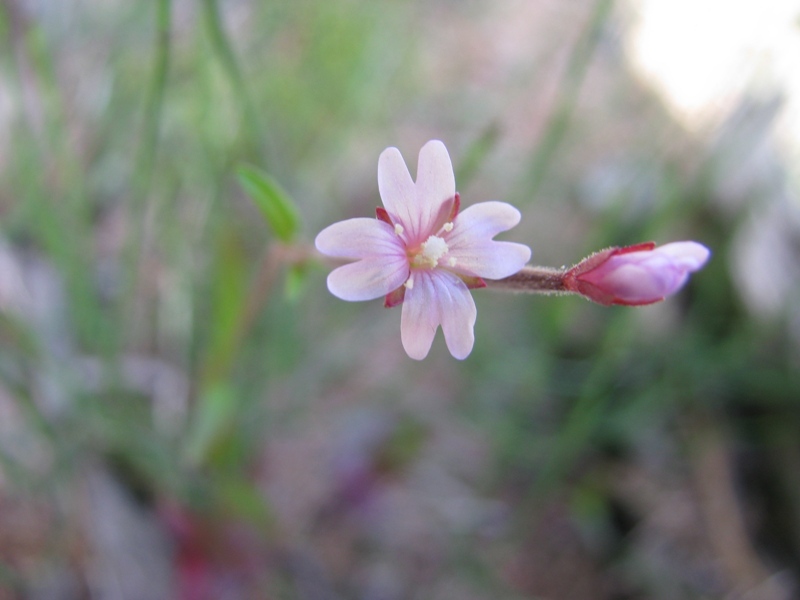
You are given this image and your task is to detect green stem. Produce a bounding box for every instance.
[135,0,172,195]
[200,0,263,156]
[119,0,172,347]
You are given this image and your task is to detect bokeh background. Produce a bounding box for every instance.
[1,0,800,598]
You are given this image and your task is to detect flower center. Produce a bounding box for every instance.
[412,235,450,269]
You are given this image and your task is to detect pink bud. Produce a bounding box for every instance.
[564,241,711,306]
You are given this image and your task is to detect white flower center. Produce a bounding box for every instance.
[413,235,449,269]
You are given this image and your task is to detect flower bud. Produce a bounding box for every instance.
[564,241,710,306]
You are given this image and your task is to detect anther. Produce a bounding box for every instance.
[443,222,453,232]
[417,235,449,269]
[394,224,404,235]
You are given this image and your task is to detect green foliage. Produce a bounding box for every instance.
[237,165,302,243]
[184,383,238,468]
[284,264,309,302]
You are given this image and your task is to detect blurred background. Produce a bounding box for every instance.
[1,0,799,598]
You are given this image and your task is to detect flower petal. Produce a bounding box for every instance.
[655,241,711,271]
[377,147,416,239]
[446,201,531,278]
[596,261,681,302]
[401,270,476,360]
[573,240,711,305]
[327,257,409,302]
[414,140,456,239]
[315,218,405,260]
[439,278,477,360]
[449,201,522,240]
[377,141,457,246]
[448,241,532,279]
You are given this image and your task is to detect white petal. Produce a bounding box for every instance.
[400,270,476,360]
[448,201,522,242]
[656,241,711,271]
[438,274,477,360]
[377,147,416,237]
[416,141,455,199]
[448,241,531,279]
[446,201,530,278]
[413,140,456,241]
[327,257,409,302]
[602,262,681,301]
[378,141,457,246]
[400,274,438,360]
[315,218,405,260]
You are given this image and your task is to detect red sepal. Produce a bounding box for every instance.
[384,285,405,308]
[376,207,393,225]
[615,241,656,255]
[565,242,657,284]
[459,275,487,289]
[564,247,619,281]
[563,241,659,306]
[610,296,664,307]
[566,279,616,306]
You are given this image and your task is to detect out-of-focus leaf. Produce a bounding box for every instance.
[184,383,237,467]
[216,477,275,529]
[237,165,301,242]
[377,417,427,474]
[454,122,501,189]
[202,226,249,381]
[284,264,308,303]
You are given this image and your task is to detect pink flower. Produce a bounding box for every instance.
[564,241,711,306]
[315,140,531,360]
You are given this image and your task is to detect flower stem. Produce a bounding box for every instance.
[135,0,172,198]
[200,0,263,158]
[484,266,571,295]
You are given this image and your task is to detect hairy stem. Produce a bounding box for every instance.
[484,266,571,295]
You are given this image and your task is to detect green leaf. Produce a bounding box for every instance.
[216,477,275,529]
[237,164,301,242]
[202,225,249,381]
[284,264,308,303]
[183,383,238,467]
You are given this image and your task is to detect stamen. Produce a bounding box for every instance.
[414,235,449,269]
[394,223,404,235]
[442,222,453,232]
[448,257,457,267]
[404,276,414,290]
